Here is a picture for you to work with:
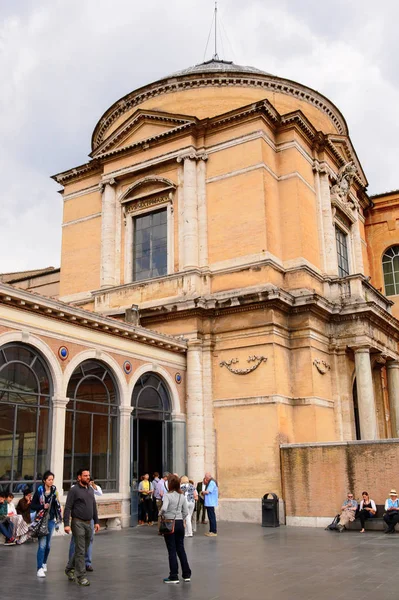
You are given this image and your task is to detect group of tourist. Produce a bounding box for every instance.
[137,471,218,538]
[1,467,219,586]
[0,488,33,545]
[333,488,399,533]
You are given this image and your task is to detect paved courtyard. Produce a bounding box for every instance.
[2,522,398,600]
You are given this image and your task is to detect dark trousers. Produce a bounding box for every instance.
[358,509,375,529]
[142,497,152,523]
[152,497,159,522]
[163,519,191,580]
[196,499,206,522]
[0,518,13,540]
[206,506,217,533]
[66,520,92,580]
[384,511,399,531]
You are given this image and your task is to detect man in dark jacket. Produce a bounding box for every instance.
[64,469,99,586]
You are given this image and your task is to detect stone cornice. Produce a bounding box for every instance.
[0,282,187,353]
[91,71,348,150]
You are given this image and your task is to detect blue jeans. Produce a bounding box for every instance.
[68,519,94,566]
[0,519,14,540]
[37,519,56,569]
[206,506,217,533]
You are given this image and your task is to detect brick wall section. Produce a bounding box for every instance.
[97,501,122,516]
[280,440,399,517]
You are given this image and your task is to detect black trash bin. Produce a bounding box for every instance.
[262,493,280,527]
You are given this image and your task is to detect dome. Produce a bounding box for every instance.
[166,59,272,79]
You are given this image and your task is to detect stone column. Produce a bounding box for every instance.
[186,339,205,483]
[197,154,208,268]
[178,153,199,269]
[100,178,117,287]
[354,347,377,439]
[319,171,339,275]
[351,214,364,274]
[51,396,69,494]
[119,406,133,497]
[202,339,215,473]
[387,360,399,437]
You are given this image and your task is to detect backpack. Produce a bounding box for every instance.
[325,514,340,531]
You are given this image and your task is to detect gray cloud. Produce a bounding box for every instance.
[0,0,397,272]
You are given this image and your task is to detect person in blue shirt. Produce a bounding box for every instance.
[203,472,218,537]
[383,489,399,533]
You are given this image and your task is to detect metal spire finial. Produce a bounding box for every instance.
[212,1,219,60]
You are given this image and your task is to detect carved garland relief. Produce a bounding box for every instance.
[313,359,331,375]
[219,355,267,375]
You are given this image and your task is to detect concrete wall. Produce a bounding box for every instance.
[281,440,399,527]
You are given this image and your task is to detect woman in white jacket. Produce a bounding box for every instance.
[358,491,376,533]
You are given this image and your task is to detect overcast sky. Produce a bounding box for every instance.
[1,0,398,272]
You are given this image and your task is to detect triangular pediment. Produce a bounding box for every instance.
[328,135,368,187]
[91,109,195,158]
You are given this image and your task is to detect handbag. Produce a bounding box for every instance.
[159,495,181,536]
[29,494,53,538]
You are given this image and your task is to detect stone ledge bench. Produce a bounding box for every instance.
[96,500,122,530]
[346,505,386,531]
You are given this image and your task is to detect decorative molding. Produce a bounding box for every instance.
[313,358,331,374]
[125,195,170,214]
[62,212,102,228]
[330,162,359,210]
[219,355,267,375]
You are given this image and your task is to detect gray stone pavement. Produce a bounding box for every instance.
[2,522,399,600]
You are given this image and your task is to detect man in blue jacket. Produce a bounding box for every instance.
[203,472,218,537]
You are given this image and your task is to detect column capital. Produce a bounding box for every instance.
[350,345,371,354]
[387,360,399,370]
[99,178,117,193]
[119,406,133,417]
[52,396,69,408]
[187,338,203,350]
[177,150,208,163]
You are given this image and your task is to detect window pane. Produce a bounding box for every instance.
[92,414,108,482]
[385,284,395,296]
[0,363,38,394]
[13,406,37,482]
[63,410,73,487]
[133,209,167,281]
[36,407,49,478]
[74,412,91,469]
[0,403,14,490]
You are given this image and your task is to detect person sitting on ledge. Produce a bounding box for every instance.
[383,489,399,533]
[337,492,358,532]
[358,491,376,533]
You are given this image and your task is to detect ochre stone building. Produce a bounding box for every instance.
[1,59,399,524]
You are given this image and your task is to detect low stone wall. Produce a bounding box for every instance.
[280,439,399,526]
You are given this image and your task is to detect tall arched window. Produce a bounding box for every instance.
[382,246,399,296]
[64,361,118,492]
[0,343,52,492]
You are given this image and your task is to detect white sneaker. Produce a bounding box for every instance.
[37,568,46,578]
[42,564,47,573]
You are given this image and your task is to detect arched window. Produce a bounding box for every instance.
[0,343,52,492]
[383,246,399,296]
[132,372,171,419]
[63,361,118,492]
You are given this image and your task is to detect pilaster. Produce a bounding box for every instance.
[387,360,399,438]
[186,339,205,483]
[319,170,338,275]
[51,396,69,494]
[353,346,377,440]
[100,178,117,287]
[119,406,133,496]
